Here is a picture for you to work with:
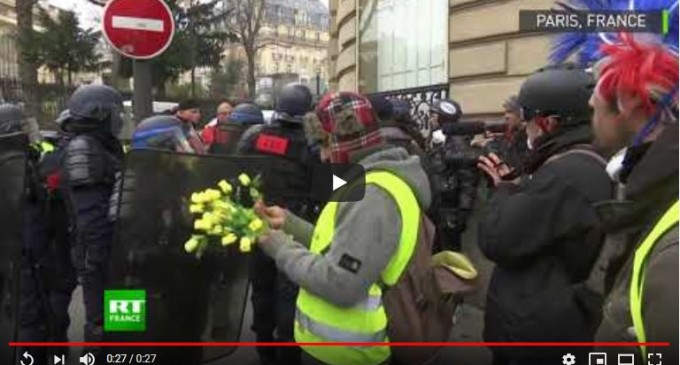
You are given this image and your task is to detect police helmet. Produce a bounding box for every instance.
[430,99,462,123]
[63,85,124,134]
[0,103,23,135]
[518,63,594,125]
[229,103,265,125]
[132,115,192,152]
[275,83,313,121]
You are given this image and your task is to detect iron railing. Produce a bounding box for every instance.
[0,78,75,128]
[370,83,449,134]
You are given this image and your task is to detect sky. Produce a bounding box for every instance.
[46,0,330,30]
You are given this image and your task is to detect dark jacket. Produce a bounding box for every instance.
[593,124,679,363]
[488,127,530,172]
[479,124,612,360]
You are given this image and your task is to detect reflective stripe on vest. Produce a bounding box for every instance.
[629,200,679,358]
[295,170,421,365]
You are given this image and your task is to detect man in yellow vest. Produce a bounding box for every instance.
[587,34,678,363]
[254,92,432,365]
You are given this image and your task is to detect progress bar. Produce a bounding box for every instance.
[9,342,671,347]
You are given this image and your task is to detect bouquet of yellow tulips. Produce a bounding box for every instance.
[184,173,267,257]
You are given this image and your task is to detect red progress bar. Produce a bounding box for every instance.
[9,342,671,347]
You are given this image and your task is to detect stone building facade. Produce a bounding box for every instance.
[223,0,331,99]
[328,0,556,121]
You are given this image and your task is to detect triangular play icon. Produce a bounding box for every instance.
[332,174,347,191]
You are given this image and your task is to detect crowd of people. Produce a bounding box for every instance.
[0,31,677,365]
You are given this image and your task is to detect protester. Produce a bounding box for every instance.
[368,95,427,160]
[481,95,530,172]
[477,64,613,364]
[201,101,233,149]
[57,85,125,361]
[174,99,206,154]
[585,34,678,363]
[254,92,431,365]
[390,98,428,151]
[132,115,197,152]
[237,83,320,365]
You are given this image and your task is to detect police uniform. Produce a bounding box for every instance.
[57,86,125,359]
[239,83,320,365]
[208,103,265,155]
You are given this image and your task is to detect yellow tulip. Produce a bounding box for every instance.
[222,233,238,246]
[184,237,200,253]
[191,192,204,204]
[218,180,233,194]
[194,219,210,231]
[238,173,251,186]
[240,237,252,253]
[248,218,264,232]
[210,225,224,235]
[204,189,221,201]
[190,204,204,214]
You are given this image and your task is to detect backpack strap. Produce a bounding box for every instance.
[545,145,607,167]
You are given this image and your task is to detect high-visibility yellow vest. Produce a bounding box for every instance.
[295,170,420,365]
[630,201,679,358]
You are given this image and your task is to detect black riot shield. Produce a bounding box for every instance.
[0,133,28,363]
[107,150,309,364]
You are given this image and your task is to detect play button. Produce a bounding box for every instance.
[332,174,347,191]
[312,163,365,202]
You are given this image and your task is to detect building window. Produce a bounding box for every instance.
[358,0,448,93]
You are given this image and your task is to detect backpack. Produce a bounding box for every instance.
[383,213,478,365]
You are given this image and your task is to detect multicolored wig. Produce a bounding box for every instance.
[550,0,679,144]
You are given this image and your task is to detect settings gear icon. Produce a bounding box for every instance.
[562,353,576,365]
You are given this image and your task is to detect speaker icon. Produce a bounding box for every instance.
[79,353,95,365]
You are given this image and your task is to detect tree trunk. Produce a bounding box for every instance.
[15,0,39,120]
[157,80,167,100]
[191,67,196,98]
[246,50,256,99]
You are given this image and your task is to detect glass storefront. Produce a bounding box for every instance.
[358,0,448,93]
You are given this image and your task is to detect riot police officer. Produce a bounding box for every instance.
[58,85,124,359]
[238,83,320,365]
[428,99,480,252]
[12,104,75,364]
[208,103,265,155]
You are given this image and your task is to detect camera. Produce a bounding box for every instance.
[439,121,506,167]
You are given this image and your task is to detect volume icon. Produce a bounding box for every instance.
[80,353,95,365]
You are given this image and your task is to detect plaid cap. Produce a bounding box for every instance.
[315,92,384,163]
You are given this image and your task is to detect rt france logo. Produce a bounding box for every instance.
[104,290,147,332]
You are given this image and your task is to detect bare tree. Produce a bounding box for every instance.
[15,0,39,118]
[224,0,267,99]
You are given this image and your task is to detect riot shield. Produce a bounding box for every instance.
[0,132,28,364]
[107,150,303,364]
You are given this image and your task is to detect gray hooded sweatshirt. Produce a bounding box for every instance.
[258,147,432,307]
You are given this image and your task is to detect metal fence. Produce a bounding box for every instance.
[0,78,75,128]
[369,83,450,135]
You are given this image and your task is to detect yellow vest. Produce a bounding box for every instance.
[629,201,679,357]
[295,170,420,365]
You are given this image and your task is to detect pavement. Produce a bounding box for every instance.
[57,187,497,365]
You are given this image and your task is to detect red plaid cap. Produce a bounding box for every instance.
[315,92,384,163]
